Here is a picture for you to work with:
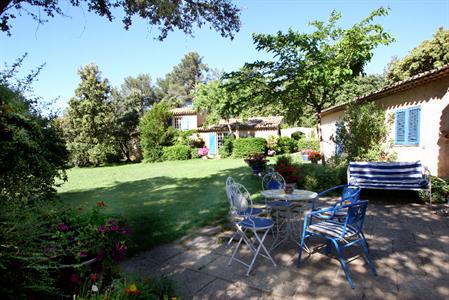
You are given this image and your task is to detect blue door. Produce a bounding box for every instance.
[209,133,216,155]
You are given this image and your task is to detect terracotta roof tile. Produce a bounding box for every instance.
[321,64,449,116]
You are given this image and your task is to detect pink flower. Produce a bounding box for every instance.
[109,224,119,232]
[98,224,106,233]
[79,251,88,258]
[58,223,69,232]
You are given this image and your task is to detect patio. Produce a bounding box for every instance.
[120,201,449,299]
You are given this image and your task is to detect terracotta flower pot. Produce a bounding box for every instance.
[284,183,296,194]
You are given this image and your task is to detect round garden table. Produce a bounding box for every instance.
[261,189,318,249]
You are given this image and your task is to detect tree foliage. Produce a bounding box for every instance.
[225,8,394,160]
[334,102,394,162]
[111,74,156,161]
[63,63,120,166]
[194,69,283,126]
[0,0,241,40]
[0,68,68,204]
[334,74,387,105]
[139,102,175,162]
[387,27,449,82]
[157,52,209,107]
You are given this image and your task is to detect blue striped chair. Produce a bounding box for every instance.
[313,185,361,220]
[297,200,377,289]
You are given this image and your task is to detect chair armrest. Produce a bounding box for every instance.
[317,185,347,197]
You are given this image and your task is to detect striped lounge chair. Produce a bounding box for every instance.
[348,161,432,205]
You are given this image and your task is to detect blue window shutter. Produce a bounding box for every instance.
[407,107,420,144]
[395,110,406,144]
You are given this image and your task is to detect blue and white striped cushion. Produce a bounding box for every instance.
[348,161,428,190]
[308,221,358,238]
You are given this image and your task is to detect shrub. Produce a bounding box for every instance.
[298,163,347,192]
[232,137,267,158]
[140,103,175,162]
[334,102,395,161]
[162,145,191,161]
[219,134,235,158]
[419,176,449,204]
[190,147,200,159]
[297,138,320,152]
[278,136,298,154]
[0,85,69,204]
[291,131,305,140]
[267,135,281,154]
[0,200,129,298]
[197,146,209,157]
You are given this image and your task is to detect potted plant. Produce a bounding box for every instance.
[301,149,311,161]
[244,153,268,175]
[308,150,321,163]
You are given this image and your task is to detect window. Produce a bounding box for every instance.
[217,132,224,147]
[174,117,182,129]
[395,106,420,145]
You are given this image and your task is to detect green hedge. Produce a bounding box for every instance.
[298,163,347,192]
[278,136,298,154]
[232,137,267,158]
[419,176,449,204]
[297,138,320,152]
[162,145,191,161]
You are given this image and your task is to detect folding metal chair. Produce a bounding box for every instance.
[228,183,277,275]
[297,200,377,288]
[226,176,264,245]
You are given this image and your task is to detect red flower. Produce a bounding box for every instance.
[96,201,106,207]
[90,273,97,282]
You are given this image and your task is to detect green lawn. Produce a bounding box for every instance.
[58,158,262,253]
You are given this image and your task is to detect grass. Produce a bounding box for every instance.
[58,158,262,253]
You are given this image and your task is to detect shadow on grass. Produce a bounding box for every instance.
[60,165,262,254]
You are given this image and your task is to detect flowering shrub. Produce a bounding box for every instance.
[0,199,130,298]
[275,156,301,183]
[198,146,209,157]
[244,153,268,168]
[307,150,321,163]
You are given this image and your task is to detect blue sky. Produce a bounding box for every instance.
[1,0,448,112]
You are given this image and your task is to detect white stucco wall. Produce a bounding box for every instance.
[321,77,449,177]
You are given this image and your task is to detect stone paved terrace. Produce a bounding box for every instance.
[120,202,449,299]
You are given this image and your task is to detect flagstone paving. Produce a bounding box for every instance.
[120,202,449,299]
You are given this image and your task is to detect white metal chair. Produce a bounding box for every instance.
[228,183,277,275]
[261,172,291,248]
[226,176,263,245]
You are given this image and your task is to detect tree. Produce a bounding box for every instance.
[334,74,387,105]
[387,27,449,82]
[111,74,156,161]
[194,70,284,128]
[226,8,394,161]
[156,52,209,107]
[0,0,241,40]
[139,102,175,162]
[63,63,119,166]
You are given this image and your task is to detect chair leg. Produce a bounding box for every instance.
[246,229,275,276]
[325,240,332,255]
[331,239,355,289]
[229,235,244,266]
[297,230,308,268]
[361,239,377,276]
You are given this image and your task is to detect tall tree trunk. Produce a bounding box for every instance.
[316,109,326,165]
